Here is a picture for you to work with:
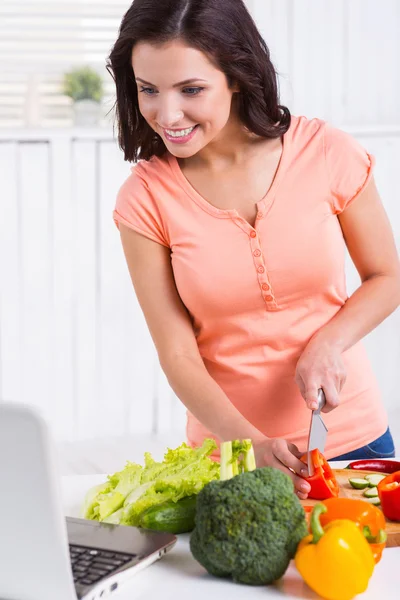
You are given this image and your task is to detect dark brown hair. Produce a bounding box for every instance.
[107,0,291,162]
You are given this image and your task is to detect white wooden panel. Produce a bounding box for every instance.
[97,141,132,437]
[0,142,21,403]
[345,0,400,125]
[72,140,98,439]
[50,138,75,440]
[123,245,159,435]
[250,0,294,108]
[290,0,346,123]
[19,142,53,419]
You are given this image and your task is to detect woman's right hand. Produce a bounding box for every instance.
[253,438,311,500]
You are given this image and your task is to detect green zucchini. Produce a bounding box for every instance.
[363,486,378,498]
[365,474,386,487]
[364,496,381,506]
[139,495,197,534]
[349,478,370,490]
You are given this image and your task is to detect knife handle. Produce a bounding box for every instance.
[315,388,326,413]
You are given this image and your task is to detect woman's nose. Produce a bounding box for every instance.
[156,101,184,128]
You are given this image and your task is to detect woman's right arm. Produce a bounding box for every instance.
[119,224,263,442]
[119,224,311,497]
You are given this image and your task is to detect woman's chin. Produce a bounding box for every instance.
[165,140,203,158]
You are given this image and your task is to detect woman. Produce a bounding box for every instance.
[109,0,400,499]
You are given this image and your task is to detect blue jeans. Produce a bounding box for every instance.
[331,427,396,461]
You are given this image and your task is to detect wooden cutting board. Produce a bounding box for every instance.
[300,469,400,548]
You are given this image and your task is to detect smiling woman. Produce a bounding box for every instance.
[131,39,243,157]
[107,0,400,501]
[106,0,289,161]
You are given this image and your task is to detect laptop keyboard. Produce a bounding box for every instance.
[69,545,136,587]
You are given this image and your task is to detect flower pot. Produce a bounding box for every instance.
[72,99,102,127]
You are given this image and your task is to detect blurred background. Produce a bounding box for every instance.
[0,0,399,473]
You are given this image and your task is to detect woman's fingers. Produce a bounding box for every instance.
[304,382,340,413]
[320,382,340,413]
[272,439,311,496]
[254,438,311,498]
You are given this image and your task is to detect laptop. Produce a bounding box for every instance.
[0,402,177,600]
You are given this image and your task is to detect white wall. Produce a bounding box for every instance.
[0,0,399,443]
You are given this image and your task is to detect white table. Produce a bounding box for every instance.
[61,460,400,600]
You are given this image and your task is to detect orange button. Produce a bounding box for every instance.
[257,212,263,219]
[257,266,265,274]
[250,231,257,238]
[262,283,270,291]
[253,249,261,257]
[265,295,274,301]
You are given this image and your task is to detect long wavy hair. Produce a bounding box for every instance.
[107,0,291,162]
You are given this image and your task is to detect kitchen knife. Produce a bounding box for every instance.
[306,389,328,476]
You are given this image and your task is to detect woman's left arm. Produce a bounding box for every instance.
[296,176,400,412]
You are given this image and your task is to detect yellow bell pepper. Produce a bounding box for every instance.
[295,503,375,600]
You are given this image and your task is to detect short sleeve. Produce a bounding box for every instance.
[324,123,375,214]
[113,164,170,247]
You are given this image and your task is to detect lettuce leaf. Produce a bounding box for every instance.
[82,462,142,521]
[81,438,219,526]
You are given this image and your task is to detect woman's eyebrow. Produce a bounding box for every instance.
[135,77,207,87]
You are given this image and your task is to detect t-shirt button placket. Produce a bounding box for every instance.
[248,229,278,309]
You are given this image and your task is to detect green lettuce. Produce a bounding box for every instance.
[81,438,219,526]
[81,462,142,521]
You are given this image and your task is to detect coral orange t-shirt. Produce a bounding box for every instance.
[113,115,388,459]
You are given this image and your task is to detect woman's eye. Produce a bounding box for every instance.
[183,87,204,95]
[139,87,157,95]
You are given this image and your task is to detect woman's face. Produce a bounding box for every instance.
[131,39,238,158]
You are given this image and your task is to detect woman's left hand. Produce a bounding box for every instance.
[295,340,347,413]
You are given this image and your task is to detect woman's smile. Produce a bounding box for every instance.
[162,124,200,144]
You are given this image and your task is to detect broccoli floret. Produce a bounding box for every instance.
[190,441,307,586]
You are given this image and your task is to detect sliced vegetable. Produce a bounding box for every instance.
[349,478,370,490]
[295,503,375,600]
[300,449,339,500]
[377,470,400,521]
[365,474,386,487]
[363,487,378,499]
[346,459,400,474]
[365,497,381,506]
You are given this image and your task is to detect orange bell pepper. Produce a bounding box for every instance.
[295,503,375,600]
[300,449,339,499]
[377,470,400,521]
[318,497,387,563]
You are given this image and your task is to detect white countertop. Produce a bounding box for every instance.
[61,461,400,600]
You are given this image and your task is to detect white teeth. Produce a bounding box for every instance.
[165,126,195,138]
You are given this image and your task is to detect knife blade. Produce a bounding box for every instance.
[307,389,328,476]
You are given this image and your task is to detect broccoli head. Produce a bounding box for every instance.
[190,451,307,585]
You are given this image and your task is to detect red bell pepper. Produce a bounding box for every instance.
[300,448,339,500]
[377,470,400,521]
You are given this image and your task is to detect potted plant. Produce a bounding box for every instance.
[63,66,104,126]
